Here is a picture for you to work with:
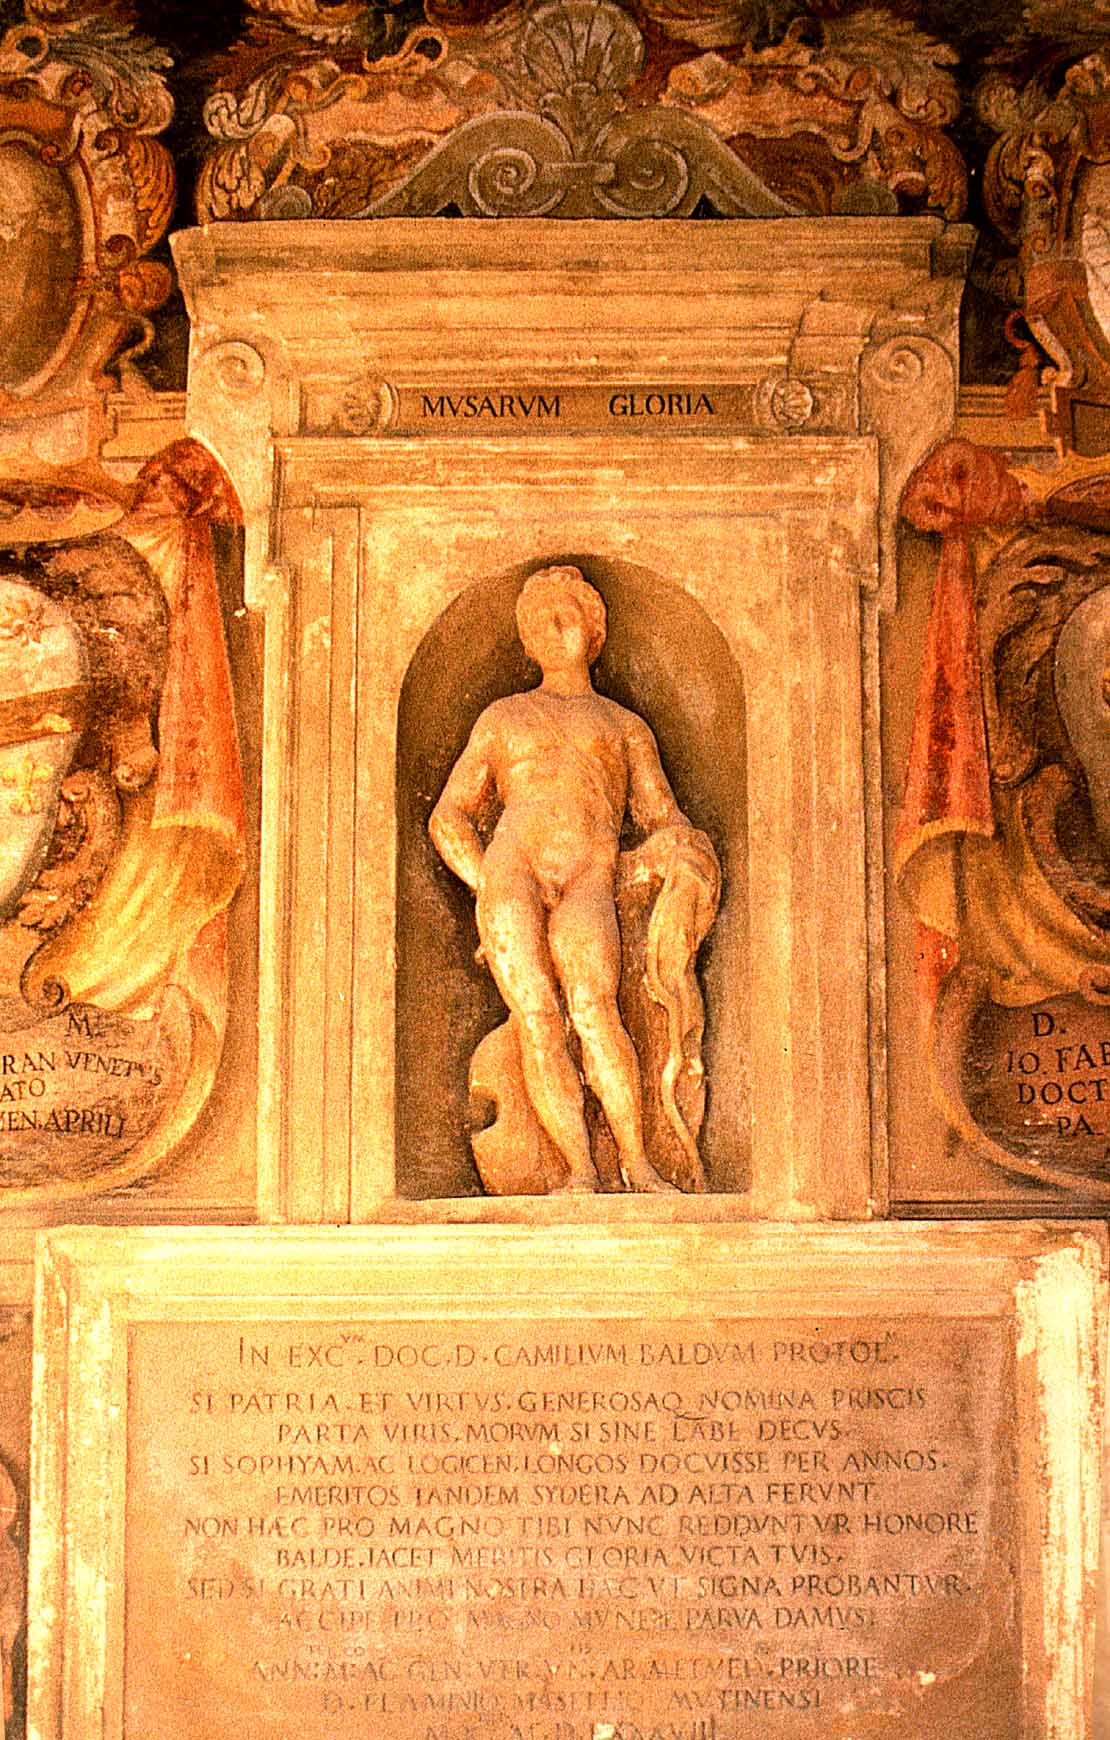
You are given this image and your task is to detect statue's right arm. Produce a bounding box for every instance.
[428,712,498,893]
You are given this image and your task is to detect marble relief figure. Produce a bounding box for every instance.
[429,566,720,1196]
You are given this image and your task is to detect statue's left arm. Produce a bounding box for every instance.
[621,712,719,896]
[624,713,686,837]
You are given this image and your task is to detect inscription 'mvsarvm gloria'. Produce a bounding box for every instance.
[418,390,720,425]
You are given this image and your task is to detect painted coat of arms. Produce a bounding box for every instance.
[0,8,246,1204]
[0,446,245,1204]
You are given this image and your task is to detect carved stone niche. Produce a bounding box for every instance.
[172,216,970,1224]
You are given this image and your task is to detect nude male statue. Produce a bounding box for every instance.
[429,565,713,1194]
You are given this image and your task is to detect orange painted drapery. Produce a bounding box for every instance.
[37,438,246,1157]
[895,440,1030,1006]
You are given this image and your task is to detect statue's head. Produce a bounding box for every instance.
[516,566,607,667]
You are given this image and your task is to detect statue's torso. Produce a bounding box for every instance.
[483,688,633,895]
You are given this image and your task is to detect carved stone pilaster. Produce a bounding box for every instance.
[180,326,293,599]
[861,334,957,608]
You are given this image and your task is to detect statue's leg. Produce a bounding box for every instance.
[549,877,676,1194]
[476,846,598,1192]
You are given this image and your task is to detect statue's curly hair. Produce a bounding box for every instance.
[515,565,607,665]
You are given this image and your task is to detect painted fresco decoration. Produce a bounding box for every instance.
[5,0,1110,389]
[897,438,1110,1196]
[656,8,965,218]
[0,443,246,1205]
[975,11,1110,450]
[0,0,174,464]
[195,0,967,222]
[0,0,248,1205]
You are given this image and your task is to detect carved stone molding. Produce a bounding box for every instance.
[0,8,175,468]
[175,216,969,606]
[196,0,968,225]
[861,332,956,607]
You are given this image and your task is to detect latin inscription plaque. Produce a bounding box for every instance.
[968,996,1110,1179]
[301,381,842,440]
[30,1225,1103,1740]
[125,1315,1016,1738]
[311,384,768,440]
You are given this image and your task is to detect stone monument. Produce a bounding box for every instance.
[0,0,1103,1733]
[20,210,1104,1740]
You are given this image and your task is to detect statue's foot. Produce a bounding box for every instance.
[551,1172,599,1196]
[619,1161,680,1195]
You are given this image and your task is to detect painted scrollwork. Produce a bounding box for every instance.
[247,0,410,40]
[0,534,170,1048]
[0,440,247,1206]
[196,0,967,223]
[976,25,1110,451]
[659,11,966,219]
[0,3,175,419]
[897,439,1110,1195]
[196,20,451,222]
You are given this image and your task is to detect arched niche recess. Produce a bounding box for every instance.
[395,553,749,1199]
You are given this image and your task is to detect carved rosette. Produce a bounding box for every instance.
[196,0,966,223]
[0,5,175,425]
